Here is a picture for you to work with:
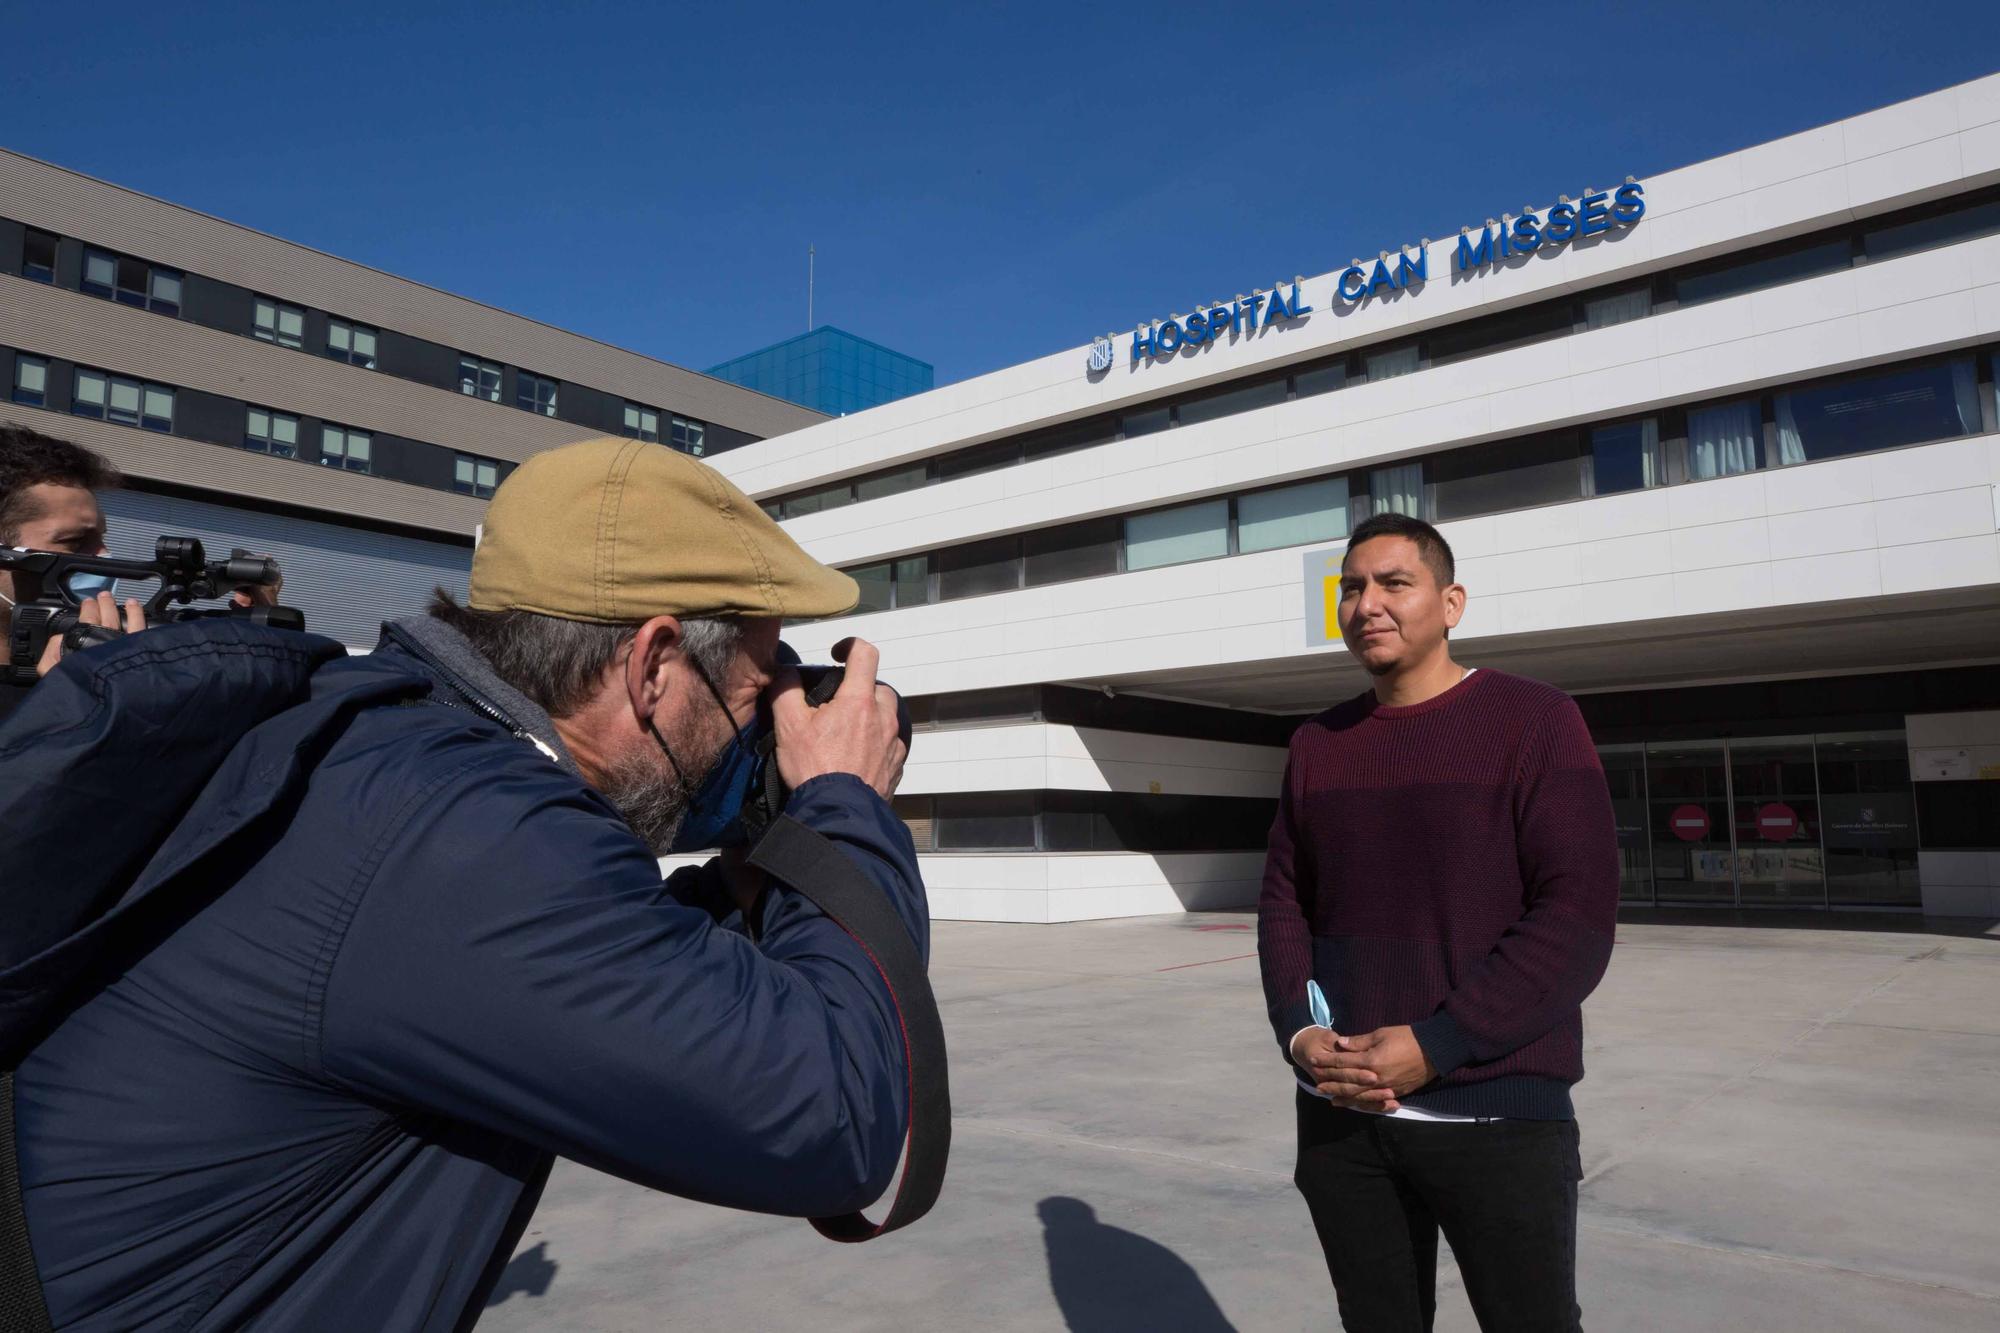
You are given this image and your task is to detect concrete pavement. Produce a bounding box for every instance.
[478,913,2000,1331]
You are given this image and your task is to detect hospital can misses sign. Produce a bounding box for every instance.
[1104,181,1647,371]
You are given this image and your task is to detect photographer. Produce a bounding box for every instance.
[0,424,283,720]
[0,426,145,718]
[2,436,929,1331]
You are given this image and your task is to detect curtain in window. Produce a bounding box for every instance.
[1688,400,1762,479]
[1774,394,1807,467]
[1370,463,1424,517]
[1951,356,1981,435]
[1585,287,1652,330]
[1364,345,1420,382]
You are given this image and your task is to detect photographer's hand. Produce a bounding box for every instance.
[230,555,283,608]
[35,590,146,676]
[770,637,908,799]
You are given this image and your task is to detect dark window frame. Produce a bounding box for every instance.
[325,317,379,369]
[11,354,48,407]
[253,295,306,349]
[515,370,559,417]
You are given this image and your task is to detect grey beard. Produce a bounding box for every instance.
[600,746,693,856]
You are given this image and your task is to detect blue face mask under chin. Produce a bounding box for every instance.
[666,714,771,852]
[660,641,800,854]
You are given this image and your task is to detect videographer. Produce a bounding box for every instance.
[1,436,930,1331]
[0,426,145,717]
[0,423,283,720]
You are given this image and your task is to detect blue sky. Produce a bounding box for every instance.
[8,3,1999,388]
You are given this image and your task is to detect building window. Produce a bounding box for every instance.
[1773,357,1980,466]
[1861,196,2000,264]
[1125,499,1230,571]
[1584,286,1653,330]
[856,462,929,501]
[516,370,558,416]
[849,556,935,613]
[254,297,306,348]
[245,407,300,458]
[1237,477,1349,554]
[319,425,372,473]
[11,356,48,408]
[71,369,172,432]
[623,403,660,442]
[81,248,181,315]
[781,482,855,518]
[1292,361,1347,398]
[933,792,1039,851]
[1362,344,1420,382]
[1686,398,1764,480]
[1176,376,1289,427]
[326,319,378,369]
[1121,405,1172,438]
[937,535,1023,601]
[21,230,56,283]
[671,415,706,456]
[1429,433,1586,522]
[454,454,501,498]
[459,356,502,402]
[1675,238,1850,308]
[1590,419,1662,495]
[1369,462,1425,518]
[1025,517,1121,586]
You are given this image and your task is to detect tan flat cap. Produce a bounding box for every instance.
[470,436,858,622]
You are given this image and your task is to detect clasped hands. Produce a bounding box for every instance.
[1290,1024,1436,1112]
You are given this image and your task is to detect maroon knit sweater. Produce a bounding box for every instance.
[1258,669,1618,1120]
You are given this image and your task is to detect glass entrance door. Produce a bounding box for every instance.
[1816,732,1921,907]
[1645,742,1735,905]
[1600,744,1654,904]
[1728,737,1826,907]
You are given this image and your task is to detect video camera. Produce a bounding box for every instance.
[1,535,304,685]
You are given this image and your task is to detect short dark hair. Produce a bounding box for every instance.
[0,425,119,544]
[1344,512,1456,586]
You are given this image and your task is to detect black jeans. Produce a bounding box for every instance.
[1294,1092,1584,1333]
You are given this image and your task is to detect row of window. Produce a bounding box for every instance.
[14,226,721,454]
[9,351,509,501]
[764,186,2000,520]
[822,347,1998,615]
[891,791,1277,854]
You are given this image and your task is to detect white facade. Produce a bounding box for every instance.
[705,77,2000,921]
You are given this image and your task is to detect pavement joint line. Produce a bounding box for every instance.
[1577,1218,2000,1303]
[958,1118,1293,1183]
[1580,949,1921,1187]
[1154,952,1260,972]
[1827,1019,2000,1039]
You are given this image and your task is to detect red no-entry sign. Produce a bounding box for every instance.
[1757,802,1800,841]
[1669,805,1710,842]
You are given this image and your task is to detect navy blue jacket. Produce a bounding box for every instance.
[0,620,928,1330]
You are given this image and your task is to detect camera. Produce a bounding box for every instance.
[734,662,913,844]
[0,535,304,684]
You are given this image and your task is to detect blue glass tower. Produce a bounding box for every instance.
[708,326,933,417]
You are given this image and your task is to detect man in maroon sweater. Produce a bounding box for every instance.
[1259,512,1617,1332]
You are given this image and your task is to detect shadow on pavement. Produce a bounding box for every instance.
[1038,1196,1236,1332]
[485,1241,557,1308]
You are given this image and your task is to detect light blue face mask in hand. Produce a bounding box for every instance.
[1307,979,1332,1031]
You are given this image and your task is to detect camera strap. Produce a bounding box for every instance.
[746,815,950,1243]
[0,1071,54,1333]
